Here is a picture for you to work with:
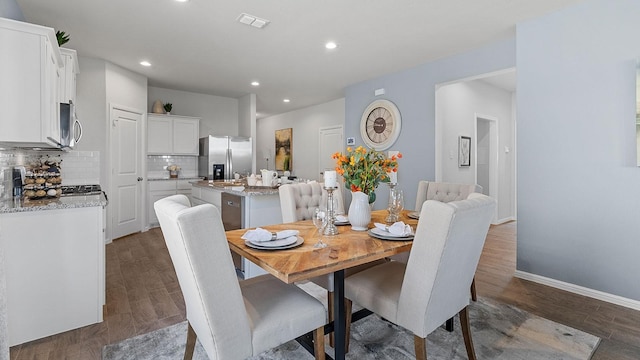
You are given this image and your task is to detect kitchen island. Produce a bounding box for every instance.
[191,180,282,279]
[0,194,107,346]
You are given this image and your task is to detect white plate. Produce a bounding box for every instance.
[407,211,420,219]
[249,235,298,248]
[334,220,350,226]
[245,236,304,250]
[368,228,414,241]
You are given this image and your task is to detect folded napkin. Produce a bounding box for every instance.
[241,228,299,242]
[374,221,413,236]
[335,215,348,222]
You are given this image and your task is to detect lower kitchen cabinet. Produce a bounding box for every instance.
[148,180,192,227]
[0,205,105,346]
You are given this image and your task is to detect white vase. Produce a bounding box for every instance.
[348,191,371,231]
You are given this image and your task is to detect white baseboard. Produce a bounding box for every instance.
[493,216,516,225]
[514,270,640,311]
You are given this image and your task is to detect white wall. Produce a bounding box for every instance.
[147,86,238,137]
[0,0,23,21]
[436,79,515,222]
[256,98,345,181]
[238,94,257,173]
[517,0,640,301]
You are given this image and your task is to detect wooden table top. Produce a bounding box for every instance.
[225,210,419,284]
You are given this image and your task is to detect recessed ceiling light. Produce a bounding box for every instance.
[140,61,151,67]
[175,0,189,2]
[251,81,260,86]
[325,41,337,50]
[283,99,290,103]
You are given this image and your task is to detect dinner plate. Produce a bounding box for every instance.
[407,211,420,220]
[249,235,298,248]
[368,228,414,241]
[334,220,350,226]
[245,236,304,250]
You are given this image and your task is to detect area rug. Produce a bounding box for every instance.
[103,292,600,359]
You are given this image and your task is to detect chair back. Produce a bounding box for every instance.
[397,193,495,337]
[154,195,252,360]
[279,182,344,223]
[414,181,482,211]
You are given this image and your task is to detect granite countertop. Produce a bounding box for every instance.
[148,177,203,181]
[0,193,108,214]
[191,180,280,196]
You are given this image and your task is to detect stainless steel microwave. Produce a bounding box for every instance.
[52,101,82,149]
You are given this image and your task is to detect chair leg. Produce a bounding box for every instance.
[313,326,326,360]
[184,321,197,360]
[470,277,477,302]
[327,290,334,347]
[459,306,477,360]
[344,297,352,352]
[414,335,427,360]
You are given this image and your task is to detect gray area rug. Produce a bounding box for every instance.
[103,286,599,360]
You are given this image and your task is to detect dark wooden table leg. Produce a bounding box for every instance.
[333,270,345,360]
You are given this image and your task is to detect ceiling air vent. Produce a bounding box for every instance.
[237,13,270,29]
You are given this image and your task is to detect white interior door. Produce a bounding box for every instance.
[111,107,143,239]
[319,126,344,180]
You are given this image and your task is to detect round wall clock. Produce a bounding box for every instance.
[360,99,402,151]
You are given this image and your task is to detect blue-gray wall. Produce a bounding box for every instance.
[517,0,640,301]
[0,0,24,20]
[344,39,515,211]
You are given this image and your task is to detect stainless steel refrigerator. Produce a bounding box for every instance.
[198,135,252,180]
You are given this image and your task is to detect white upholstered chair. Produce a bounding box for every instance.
[414,181,482,211]
[154,194,326,360]
[279,182,383,346]
[344,193,496,360]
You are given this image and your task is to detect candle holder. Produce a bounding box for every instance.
[385,182,399,224]
[323,186,339,236]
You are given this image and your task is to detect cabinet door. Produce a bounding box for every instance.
[149,190,176,226]
[147,116,172,154]
[58,49,78,104]
[173,117,199,155]
[44,38,61,146]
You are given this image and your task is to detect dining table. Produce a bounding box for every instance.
[225,209,419,360]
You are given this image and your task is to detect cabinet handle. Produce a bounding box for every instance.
[137,177,143,181]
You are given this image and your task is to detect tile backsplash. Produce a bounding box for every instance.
[147,155,198,179]
[0,149,101,200]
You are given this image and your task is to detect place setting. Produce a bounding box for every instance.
[241,227,304,250]
[368,221,415,241]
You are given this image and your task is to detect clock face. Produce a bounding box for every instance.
[360,100,401,150]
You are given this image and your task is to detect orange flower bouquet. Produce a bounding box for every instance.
[332,146,401,203]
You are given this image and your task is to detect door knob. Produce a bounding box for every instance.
[137,177,143,181]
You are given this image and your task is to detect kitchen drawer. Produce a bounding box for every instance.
[176,180,192,190]
[149,181,176,191]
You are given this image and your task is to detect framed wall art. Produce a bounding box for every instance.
[275,128,292,171]
[458,136,471,167]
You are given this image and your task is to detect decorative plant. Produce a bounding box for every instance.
[56,30,70,46]
[163,103,173,113]
[333,146,401,203]
[167,164,180,172]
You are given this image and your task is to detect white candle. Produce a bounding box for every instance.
[324,170,337,188]
[388,171,397,184]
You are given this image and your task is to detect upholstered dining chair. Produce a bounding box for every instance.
[279,182,383,346]
[344,193,496,360]
[154,194,326,360]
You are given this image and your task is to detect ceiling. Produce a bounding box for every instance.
[17,0,582,119]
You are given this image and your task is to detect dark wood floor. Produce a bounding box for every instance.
[9,222,640,359]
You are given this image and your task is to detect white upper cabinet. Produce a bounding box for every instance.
[147,114,200,155]
[58,48,79,105]
[0,18,62,148]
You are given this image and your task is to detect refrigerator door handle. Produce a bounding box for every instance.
[228,148,233,178]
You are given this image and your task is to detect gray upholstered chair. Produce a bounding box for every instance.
[279,182,382,346]
[344,193,496,360]
[410,181,483,301]
[414,180,482,211]
[154,194,326,360]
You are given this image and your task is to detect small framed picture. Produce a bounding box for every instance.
[346,137,356,146]
[458,136,471,167]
